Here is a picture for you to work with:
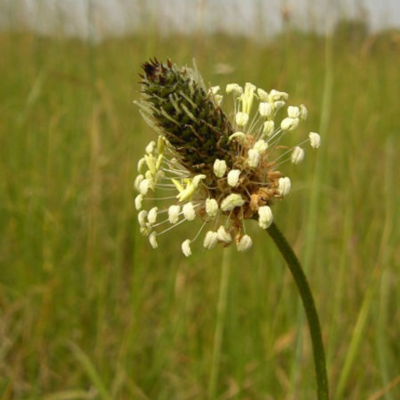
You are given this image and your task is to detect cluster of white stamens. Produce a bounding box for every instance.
[135,81,320,257]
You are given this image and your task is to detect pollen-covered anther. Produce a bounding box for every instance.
[213,159,227,178]
[183,202,196,221]
[149,231,158,249]
[281,117,299,131]
[181,239,192,257]
[168,205,181,224]
[138,210,148,227]
[139,179,152,195]
[253,139,268,154]
[259,102,272,117]
[263,120,275,136]
[278,177,291,197]
[134,174,144,191]
[147,207,158,225]
[205,198,219,218]
[228,131,247,143]
[237,235,252,252]
[145,141,156,154]
[258,205,273,229]
[221,193,245,212]
[291,146,305,164]
[247,149,260,168]
[227,169,241,187]
[135,194,143,210]
[217,226,232,243]
[203,231,219,249]
[226,83,243,96]
[287,106,301,119]
[235,112,249,127]
[309,132,321,149]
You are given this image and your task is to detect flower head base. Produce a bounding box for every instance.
[134,59,320,256]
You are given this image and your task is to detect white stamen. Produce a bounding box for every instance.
[138,210,148,227]
[278,177,291,197]
[147,207,158,225]
[145,141,156,154]
[144,154,156,175]
[259,102,272,117]
[247,149,260,168]
[253,139,268,154]
[217,226,232,243]
[291,146,305,164]
[235,112,249,127]
[257,88,269,101]
[263,120,275,136]
[287,106,300,119]
[183,202,196,221]
[181,239,192,257]
[281,117,299,131]
[134,174,144,191]
[168,205,181,224]
[228,131,247,143]
[139,179,151,195]
[135,194,143,210]
[309,132,321,149]
[274,100,285,110]
[213,159,227,178]
[300,104,308,120]
[149,231,158,249]
[226,83,243,96]
[221,194,245,211]
[258,205,273,229]
[227,169,241,187]
[237,235,252,252]
[203,231,218,249]
[137,157,146,172]
[205,198,219,218]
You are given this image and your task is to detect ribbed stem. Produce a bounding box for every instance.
[267,222,329,400]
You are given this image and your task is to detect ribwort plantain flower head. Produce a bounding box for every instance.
[134,59,320,256]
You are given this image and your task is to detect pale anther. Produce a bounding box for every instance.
[168,205,181,224]
[247,149,260,168]
[237,235,252,252]
[135,194,143,210]
[181,239,192,257]
[183,202,196,221]
[149,231,158,249]
[258,205,273,229]
[281,117,299,131]
[147,207,158,225]
[203,231,218,249]
[226,83,243,96]
[309,132,321,149]
[291,146,305,164]
[205,198,219,218]
[217,226,232,243]
[221,194,245,211]
[259,102,272,117]
[235,112,249,127]
[213,159,227,178]
[278,177,291,197]
[145,141,156,154]
[227,169,241,187]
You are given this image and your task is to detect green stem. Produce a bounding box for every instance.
[267,222,329,400]
[208,247,231,400]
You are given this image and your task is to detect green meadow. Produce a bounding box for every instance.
[1,23,400,400]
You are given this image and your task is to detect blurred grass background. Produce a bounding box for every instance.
[1,2,400,399]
